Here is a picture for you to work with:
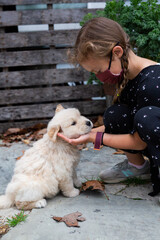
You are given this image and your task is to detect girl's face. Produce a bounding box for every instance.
[81,46,123,75]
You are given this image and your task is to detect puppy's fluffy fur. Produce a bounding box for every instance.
[0,105,92,210]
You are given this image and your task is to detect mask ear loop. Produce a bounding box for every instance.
[108,42,120,70]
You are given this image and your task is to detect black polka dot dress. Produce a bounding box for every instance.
[103,64,160,195]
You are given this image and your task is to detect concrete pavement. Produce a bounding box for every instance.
[0,142,160,240]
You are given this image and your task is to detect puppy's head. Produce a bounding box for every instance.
[47,104,93,142]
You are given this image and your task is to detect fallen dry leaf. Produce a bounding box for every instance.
[16,150,25,160]
[80,180,109,200]
[113,149,125,155]
[22,139,30,145]
[3,128,22,137]
[35,128,47,137]
[0,143,11,147]
[52,211,86,227]
[80,180,105,191]
[0,224,9,236]
[1,123,47,143]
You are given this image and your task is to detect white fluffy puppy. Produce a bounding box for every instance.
[0,105,93,210]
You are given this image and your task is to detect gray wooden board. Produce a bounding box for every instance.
[0,0,106,5]
[0,68,90,88]
[0,100,106,121]
[0,9,96,27]
[0,49,67,67]
[0,85,104,105]
[0,30,78,49]
[0,0,107,134]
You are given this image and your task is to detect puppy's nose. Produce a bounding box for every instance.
[86,120,91,126]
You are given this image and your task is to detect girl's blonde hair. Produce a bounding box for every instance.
[68,17,131,103]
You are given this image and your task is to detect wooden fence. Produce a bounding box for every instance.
[0,0,107,133]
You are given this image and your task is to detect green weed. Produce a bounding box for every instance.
[83,176,102,183]
[121,177,150,186]
[7,210,28,227]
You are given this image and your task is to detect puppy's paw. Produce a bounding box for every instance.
[65,188,80,198]
[35,199,47,208]
[74,179,82,188]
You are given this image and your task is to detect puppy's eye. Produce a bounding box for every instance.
[71,121,76,126]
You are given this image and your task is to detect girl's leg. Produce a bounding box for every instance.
[103,103,146,164]
[99,104,150,183]
[134,106,160,196]
[134,106,160,166]
[125,152,145,165]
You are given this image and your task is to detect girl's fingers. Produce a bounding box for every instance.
[57,133,71,143]
[69,134,89,145]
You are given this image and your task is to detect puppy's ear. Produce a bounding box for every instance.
[48,125,60,142]
[55,104,64,114]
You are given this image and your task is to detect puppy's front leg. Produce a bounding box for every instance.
[73,169,82,188]
[59,178,79,198]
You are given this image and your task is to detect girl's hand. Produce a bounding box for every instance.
[57,132,96,146]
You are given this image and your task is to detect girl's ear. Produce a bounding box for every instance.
[112,46,123,59]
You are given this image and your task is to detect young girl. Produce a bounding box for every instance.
[58,17,160,197]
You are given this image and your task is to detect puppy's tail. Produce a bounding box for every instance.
[0,194,14,209]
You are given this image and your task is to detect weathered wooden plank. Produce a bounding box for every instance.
[0,0,106,5]
[0,112,103,133]
[0,9,96,27]
[0,49,68,67]
[0,68,89,88]
[0,100,106,121]
[0,85,104,105]
[0,30,79,49]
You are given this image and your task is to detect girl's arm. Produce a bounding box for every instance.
[95,131,147,150]
[58,131,147,151]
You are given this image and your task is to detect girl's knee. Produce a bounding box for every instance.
[134,106,160,128]
[134,106,160,141]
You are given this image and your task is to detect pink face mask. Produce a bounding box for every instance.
[95,51,123,84]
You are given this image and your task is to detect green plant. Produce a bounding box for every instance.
[87,72,103,85]
[7,210,28,227]
[80,0,160,84]
[104,0,160,61]
[121,177,150,186]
